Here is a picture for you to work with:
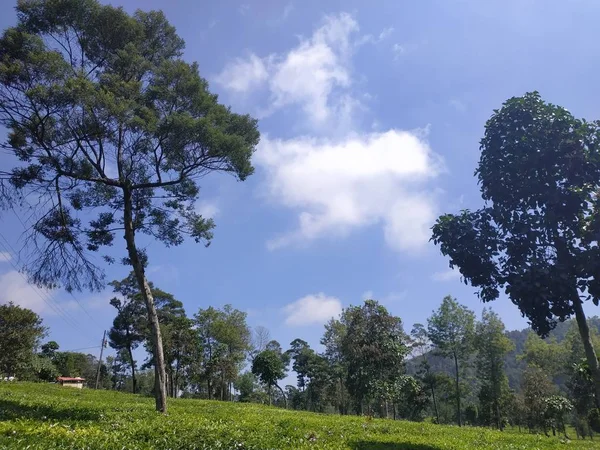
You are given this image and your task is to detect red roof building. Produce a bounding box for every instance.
[57,377,86,388]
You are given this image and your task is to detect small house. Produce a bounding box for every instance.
[57,377,85,389]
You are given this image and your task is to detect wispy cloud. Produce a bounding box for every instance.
[195,200,220,219]
[283,293,342,326]
[0,251,11,262]
[216,13,362,131]
[431,268,461,282]
[238,4,250,15]
[392,43,406,60]
[449,99,467,112]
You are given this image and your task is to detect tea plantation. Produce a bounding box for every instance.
[0,383,597,449]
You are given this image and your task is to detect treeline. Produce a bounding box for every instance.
[0,302,111,387]
[1,280,598,439]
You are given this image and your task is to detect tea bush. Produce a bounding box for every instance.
[0,383,597,449]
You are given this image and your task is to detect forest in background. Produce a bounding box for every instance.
[2,286,596,439]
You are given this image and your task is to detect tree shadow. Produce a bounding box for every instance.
[0,398,101,422]
[350,441,443,450]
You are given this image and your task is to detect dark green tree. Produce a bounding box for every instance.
[108,274,145,393]
[193,305,249,400]
[391,375,429,421]
[410,323,440,423]
[251,346,288,407]
[521,366,556,433]
[340,299,408,415]
[0,0,259,412]
[475,309,514,429]
[287,338,312,391]
[0,302,46,378]
[431,92,600,408]
[427,295,475,426]
[321,317,351,415]
[40,340,59,358]
[234,371,263,403]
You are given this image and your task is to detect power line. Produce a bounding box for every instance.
[60,345,102,353]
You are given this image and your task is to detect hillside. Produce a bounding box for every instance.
[0,383,598,449]
[407,317,600,391]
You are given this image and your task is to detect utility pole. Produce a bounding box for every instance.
[95,330,107,389]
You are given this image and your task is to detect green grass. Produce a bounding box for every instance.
[0,383,597,449]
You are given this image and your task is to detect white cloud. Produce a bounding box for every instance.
[449,99,467,112]
[0,270,109,317]
[283,293,342,326]
[280,3,294,22]
[378,27,394,40]
[431,268,461,282]
[215,54,269,94]
[392,43,406,60]
[362,290,374,300]
[0,252,11,262]
[216,13,361,130]
[256,129,442,251]
[238,4,250,15]
[356,26,395,46]
[195,201,220,219]
[0,270,57,314]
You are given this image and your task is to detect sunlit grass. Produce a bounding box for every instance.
[0,383,597,449]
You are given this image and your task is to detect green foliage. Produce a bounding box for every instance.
[391,375,429,421]
[427,296,475,426]
[431,92,600,335]
[0,302,46,378]
[0,0,260,292]
[543,395,573,436]
[475,309,514,429]
[251,348,287,403]
[0,383,598,449]
[340,300,408,414]
[193,305,251,400]
[522,366,557,432]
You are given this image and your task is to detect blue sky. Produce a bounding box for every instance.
[1,0,600,365]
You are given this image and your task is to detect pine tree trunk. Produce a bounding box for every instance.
[123,189,168,413]
[431,384,440,424]
[572,293,600,410]
[453,351,462,426]
[127,345,137,394]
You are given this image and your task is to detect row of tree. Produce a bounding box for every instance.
[3,287,597,438]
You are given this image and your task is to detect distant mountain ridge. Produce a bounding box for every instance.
[407,316,600,392]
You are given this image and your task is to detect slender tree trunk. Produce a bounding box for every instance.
[268,385,272,406]
[572,294,600,410]
[275,383,287,409]
[127,345,137,394]
[453,351,462,426]
[174,358,180,399]
[491,364,501,429]
[431,384,440,423]
[339,375,345,415]
[123,189,167,413]
[207,344,212,400]
[220,372,225,401]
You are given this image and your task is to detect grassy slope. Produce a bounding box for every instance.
[0,383,597,449]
